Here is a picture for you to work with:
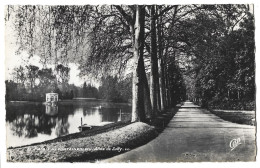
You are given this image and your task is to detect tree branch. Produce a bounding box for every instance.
[231,13,247,32]
[155,5,177,19]
[114,5,134,26]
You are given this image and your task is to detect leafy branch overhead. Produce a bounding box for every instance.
[6,4,255,120]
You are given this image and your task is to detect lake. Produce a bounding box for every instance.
[6,100,132,148]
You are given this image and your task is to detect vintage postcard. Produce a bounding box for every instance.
[2,1,258,167]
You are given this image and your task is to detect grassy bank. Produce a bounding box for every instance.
[209,109,255,126]
[7,108,178,162]
[194,99,255,126]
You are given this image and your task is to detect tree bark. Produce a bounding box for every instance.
[157,15,166,111]
[115,5,148,122]
[150,5,160,116]
[139,7,152,120]
[143,72,152,119]
[131,5,146,122]
[159,58,166,110]
[165,65,172,107]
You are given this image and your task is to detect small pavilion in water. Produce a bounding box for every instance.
[46,92,59,102]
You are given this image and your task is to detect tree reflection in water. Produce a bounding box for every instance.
[55,117,70,137]
[45,105,58,116]
[100,108,119,122]
[7,103,68,138]
[6,102,131,147]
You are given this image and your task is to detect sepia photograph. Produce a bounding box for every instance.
[2,1,257,166]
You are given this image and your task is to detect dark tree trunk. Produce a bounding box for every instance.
[159,58,166,110]
[157,15,166,111]
[150,5,160,116]
[139,7,152,120]
[143,73,152,119]
[165,66,172,107]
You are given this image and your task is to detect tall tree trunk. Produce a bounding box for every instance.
[131,5,146,122]
[156,69,161,111]
[143,73,152,119]
[165,66,171,107]
[150,5,160,116]
[159,58,166,110]
[163,44,169,108]
[139,7,152,120]
[157,15,166,111]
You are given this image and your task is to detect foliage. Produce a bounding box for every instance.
[6,64,75,101]
[208,96,255,110]
[167,62,186,105]
[177,6,255,109]
[82,82,98,98]
[98,75,132,102]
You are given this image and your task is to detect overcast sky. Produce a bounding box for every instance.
[5,47,85,87]
[5,16,86,87]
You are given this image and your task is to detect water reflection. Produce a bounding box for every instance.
[9,113,56,138]
[55,117,70,137]
[101,108,120,122]
[45,105,58,116]
[6,101,131,147]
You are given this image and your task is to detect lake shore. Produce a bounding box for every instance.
[7,108,178,162]
[8,99,131,106]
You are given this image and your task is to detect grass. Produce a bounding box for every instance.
[209,109,255,126]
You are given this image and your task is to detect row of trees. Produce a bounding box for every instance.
[7,5,188,122]
[179,5,255,110]
[83,5,189,121]
[7,4,254,121]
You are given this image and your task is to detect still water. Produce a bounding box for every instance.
[6,100,131,148]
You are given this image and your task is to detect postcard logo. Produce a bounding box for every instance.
[229,138,242,151]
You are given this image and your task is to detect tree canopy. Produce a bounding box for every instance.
[5,4,255,121]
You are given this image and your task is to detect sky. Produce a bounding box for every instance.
[5,51,85,87]
[5,17,86,87]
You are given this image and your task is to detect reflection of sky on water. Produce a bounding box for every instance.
[6,121,58,148]
[6,102,131,148]
[68,107,103,133]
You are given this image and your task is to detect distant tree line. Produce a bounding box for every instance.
[6,65,133,103]
[82,82,98,98]
[6,64,77,101]
[98,75,132,102]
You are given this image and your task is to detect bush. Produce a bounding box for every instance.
[208,98,255,110]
